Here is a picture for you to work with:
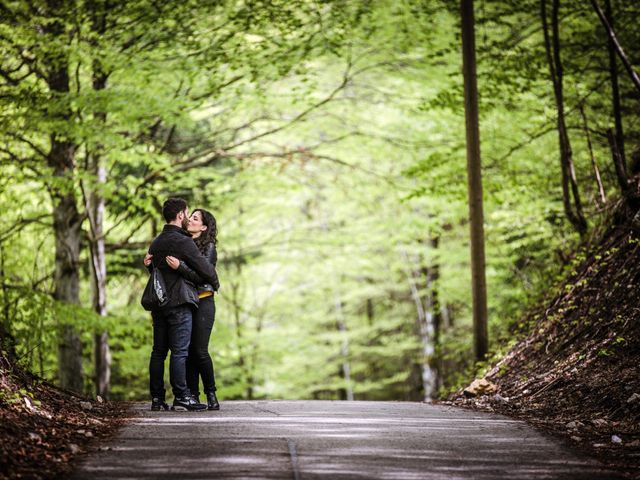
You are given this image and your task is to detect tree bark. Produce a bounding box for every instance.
[604,0,626,170]
[49,139,84,393]
[578,103,606,204]
[44,0,84,393]
[590,0,640,95]
[88,0,111,399]
[460,0,488,361]
[230,277,250,399]
[402,249,436,402]
[425,235,442,393]
[0,246,17,360]
[87,152,111,398]
[366,298,374,327]
[417,232,443,398]
[541,0,588,236]
[334,294,354,401]
[607,128,629,193]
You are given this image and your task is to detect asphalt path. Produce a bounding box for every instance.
[72,400,623,479]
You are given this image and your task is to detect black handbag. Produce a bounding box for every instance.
[141,267,169,311]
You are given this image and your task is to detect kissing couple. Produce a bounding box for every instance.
[142,197,221,411]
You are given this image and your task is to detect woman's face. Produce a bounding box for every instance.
[188,211,207,236]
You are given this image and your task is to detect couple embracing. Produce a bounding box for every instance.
[142,197,220,412]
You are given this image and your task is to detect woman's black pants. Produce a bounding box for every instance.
[186,295,217,396]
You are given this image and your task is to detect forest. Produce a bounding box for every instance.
[0,0,638,411]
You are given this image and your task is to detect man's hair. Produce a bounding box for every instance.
[162,198,188,223]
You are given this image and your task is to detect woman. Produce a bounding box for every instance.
[166,208,220,410]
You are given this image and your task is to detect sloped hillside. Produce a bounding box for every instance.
[0,354,125,479]
[452,207,640,477]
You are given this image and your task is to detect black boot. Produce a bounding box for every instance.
[206,392,220,411]
[151,397,169,411]
[172,395,207,411]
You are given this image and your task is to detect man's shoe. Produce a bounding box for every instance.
[151,397,169,411]
[206,392,220,411]
[171,395,207,411]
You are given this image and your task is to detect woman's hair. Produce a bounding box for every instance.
[193,208,218,253]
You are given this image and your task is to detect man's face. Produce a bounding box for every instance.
[180,208,190,230]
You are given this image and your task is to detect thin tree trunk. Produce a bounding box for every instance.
[460,0,488,361]
[0,246,16,360]
[426,235,442,393]
[607,128,629,193]
[88,0,111,399]
[87,154,110,398]
[402,250,436,402]
[366,298,374,326]
[230,277,250,399]
[541,0,588,236]
[442,303,455,329]
[590,0,640,94]
[578,104,606,204]
[334,294,353,401]
[604,0,626,169]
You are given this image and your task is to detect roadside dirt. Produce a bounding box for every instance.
[450,221,640,479]
[0,355,127,480]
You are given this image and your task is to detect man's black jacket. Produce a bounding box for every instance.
[148,224,217,309]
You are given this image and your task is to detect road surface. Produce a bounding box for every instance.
[72,400,622,479]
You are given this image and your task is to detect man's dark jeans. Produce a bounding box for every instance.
[149,305,193,399]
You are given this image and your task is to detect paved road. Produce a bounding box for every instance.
[72,401,623,479]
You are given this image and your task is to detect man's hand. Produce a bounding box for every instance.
[143,253,153,267]
[166,255,180,270]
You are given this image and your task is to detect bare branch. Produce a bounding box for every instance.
[590,0,640,94]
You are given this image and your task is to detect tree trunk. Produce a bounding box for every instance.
[44,0,84,394]
[88,0,111,399]
[425,235,442,393]
[334,294,353,401]
[230,278,250,399]
[541,0,588,236]
[590,0,640,94]
[608,128,629,193]
[402,249,436,402]
[604,0,626,170]
[442,303,455,330]
[578,104,606,204]
[50,141,83,393]
[0,246,17,360]
[366,298,374,326]
[460,0,489,361]
[87,152,111,398]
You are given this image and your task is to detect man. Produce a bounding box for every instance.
[144,198,217,411]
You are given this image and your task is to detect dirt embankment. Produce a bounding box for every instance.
[0,355,126,480]
[450,218,640,478]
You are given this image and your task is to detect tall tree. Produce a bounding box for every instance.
[589,0,640,94]
[42,0,84,392]
[603,0,626,170]
[86,0,111,399]
[541,0,588,235]
[460,0,488,361]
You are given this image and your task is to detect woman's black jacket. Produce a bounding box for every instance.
[176,242,220,294]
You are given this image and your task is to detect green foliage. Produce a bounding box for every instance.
[1,0,638,400]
